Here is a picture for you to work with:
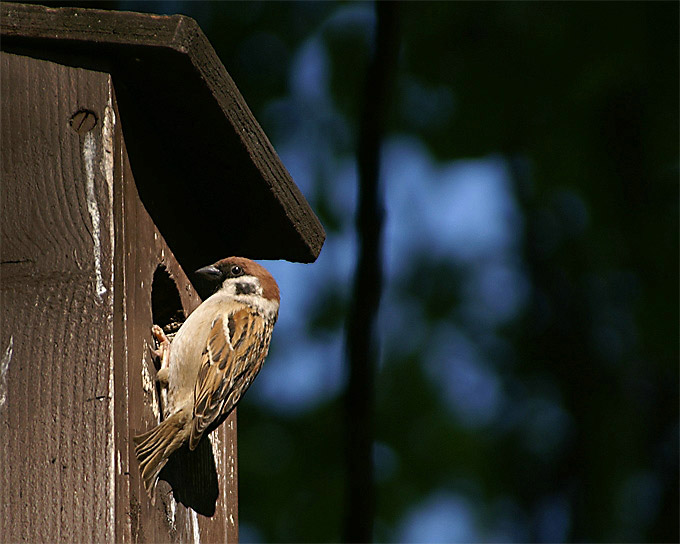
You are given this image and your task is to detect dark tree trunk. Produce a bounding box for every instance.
[343,3,400,542]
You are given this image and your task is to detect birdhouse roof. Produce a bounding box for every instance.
[0,2,325,266]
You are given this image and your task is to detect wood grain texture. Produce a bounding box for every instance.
[0,51,237,543]
[0,52,117,543]
[0,1,325,266]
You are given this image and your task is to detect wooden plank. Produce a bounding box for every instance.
[0,1,325,266]
[0,51,117,543]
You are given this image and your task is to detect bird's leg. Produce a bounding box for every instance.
[148,325,173,421]
[150,325,171,385]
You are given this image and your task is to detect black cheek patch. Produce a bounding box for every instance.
[235,282,256,296]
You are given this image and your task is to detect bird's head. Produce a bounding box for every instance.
[194,257,280,308]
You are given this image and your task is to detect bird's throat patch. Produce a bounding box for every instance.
[235,282,256,296]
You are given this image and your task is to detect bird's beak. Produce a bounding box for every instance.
[193,265,224,299]
[194,265,222,280]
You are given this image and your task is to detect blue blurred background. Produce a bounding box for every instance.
[62,1,680,541]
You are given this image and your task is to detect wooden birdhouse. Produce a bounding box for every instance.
[0,3,324,542]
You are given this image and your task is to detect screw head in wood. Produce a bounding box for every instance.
[70,109,98,135]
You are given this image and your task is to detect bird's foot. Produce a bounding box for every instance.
[150,324,171,377]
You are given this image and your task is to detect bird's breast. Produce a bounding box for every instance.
[165,304,218,409]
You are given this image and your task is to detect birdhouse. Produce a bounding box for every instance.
[0,3,324,542]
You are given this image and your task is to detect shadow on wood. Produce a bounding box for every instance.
[159,438,219,517]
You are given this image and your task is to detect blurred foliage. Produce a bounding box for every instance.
[246,3,676,540]
[48,0,678,541]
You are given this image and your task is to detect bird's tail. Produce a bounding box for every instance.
[133,410,190,496]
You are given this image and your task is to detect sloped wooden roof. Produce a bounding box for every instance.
[0,2,325,267]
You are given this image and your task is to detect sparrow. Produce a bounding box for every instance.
[134,257,279,496]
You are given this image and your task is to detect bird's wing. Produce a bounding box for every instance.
[189,306,272,450]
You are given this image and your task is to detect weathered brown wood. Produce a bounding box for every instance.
[0,52,118,543]
[0,1,325,267]
[0,51,237,543]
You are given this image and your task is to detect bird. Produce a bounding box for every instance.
[134,257,279,496]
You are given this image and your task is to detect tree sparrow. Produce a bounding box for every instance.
[134,257,280,496]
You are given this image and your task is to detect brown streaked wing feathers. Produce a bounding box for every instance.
[189,307,270,450]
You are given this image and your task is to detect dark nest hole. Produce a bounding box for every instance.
[151,264,185,333]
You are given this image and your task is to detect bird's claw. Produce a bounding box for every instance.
[150,324,171,371]
[151,324,169,344]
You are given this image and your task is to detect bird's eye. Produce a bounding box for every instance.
[230,265,243,277]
